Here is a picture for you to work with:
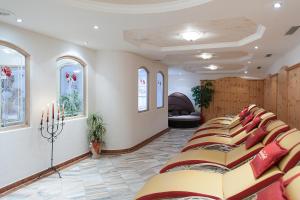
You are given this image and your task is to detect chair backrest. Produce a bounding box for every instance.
[277,130,300,172]
[248,104,258,112]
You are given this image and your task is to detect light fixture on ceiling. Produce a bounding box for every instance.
[181,31,203,42]
[84,41,88,45]
[196,53,213,60]
[204,64,219,70]
[16,18,23,23]
[248,61,252,64]
[244,70,248,74]
[254,46,259,49]
[273,1,283,8]
[93,25,99,30]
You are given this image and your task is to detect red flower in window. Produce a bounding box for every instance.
[65,72,70,79]
[72,73,77,81]
[1,66,12,77]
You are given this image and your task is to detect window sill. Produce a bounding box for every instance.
[63,115,87,122]
[0,124,31,133]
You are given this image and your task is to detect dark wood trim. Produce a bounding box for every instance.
[102,128,170,155]
[0,152,91,196]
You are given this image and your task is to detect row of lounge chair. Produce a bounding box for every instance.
[135,105,300,200]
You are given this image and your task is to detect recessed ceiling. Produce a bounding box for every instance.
[163,51,249,64]
[185,63,245,73]
[124,17,263,51]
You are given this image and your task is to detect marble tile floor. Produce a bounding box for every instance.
[1,128,195,200]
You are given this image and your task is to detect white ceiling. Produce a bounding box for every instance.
[0,0,300,77]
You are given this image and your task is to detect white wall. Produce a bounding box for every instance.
[95,51,168,150]
[0,22,97,188]
[268,43,300,74]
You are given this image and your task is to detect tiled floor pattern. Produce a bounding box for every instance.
[1,129,195,200]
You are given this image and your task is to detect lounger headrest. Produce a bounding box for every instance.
[259,113,277,127]
[277,131,300,172]
[253,109,266,117]
[248,104,258,112]
[262,123,290,145]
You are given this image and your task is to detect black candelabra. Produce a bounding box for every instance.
[39,103,65,178]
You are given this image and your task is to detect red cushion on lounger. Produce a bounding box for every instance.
[242,113,254,126]
[239,107,249,120]
[250,141,288,178]
[256,179,287,200]
[245,126,268,149]
[245,117,261,133]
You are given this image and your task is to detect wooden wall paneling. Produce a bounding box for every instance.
[202,77,264,120]
[277,67,288,122]
[270,75,278,114]
[287,66,300,129]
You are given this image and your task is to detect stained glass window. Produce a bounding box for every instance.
[57,57,85,117]
[138,67,149,112]
[156,72,164,108]
[0,45,26,128]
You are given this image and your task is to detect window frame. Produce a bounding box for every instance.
[0,40,30,131]
[56,55,87,119]
[138,67,149,113]
[156,71,165,109]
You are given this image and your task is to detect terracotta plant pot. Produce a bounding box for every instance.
[91,141,101,159]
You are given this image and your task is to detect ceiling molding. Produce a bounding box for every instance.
[160,25,266,52]
[65,0,212,14]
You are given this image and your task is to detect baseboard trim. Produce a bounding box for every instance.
[0,128,170,196]
[102,128,170,155]
[0,152,91,196]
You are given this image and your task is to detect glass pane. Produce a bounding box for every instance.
[58,58,84,117]
[0,45,26,127]
[157,72,164,108]
[138,68,148,111]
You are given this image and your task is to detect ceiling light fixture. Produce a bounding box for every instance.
[84,41,88,45]
[181,31,203,42]
[248,61,252,64]
[16,18,22,23]
[204,65,219,70]
[93,25,99,30]
[244,70,248,74]
[273,1,282,8]
[254,46,259,49]
[197,53,213,60]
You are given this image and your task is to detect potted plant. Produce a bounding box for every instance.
[87,113,106,159]
[191,81,214,123]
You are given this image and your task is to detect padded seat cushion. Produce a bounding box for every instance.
[223,163,283,200]
[135,170,223,200]
[160,150,226,173]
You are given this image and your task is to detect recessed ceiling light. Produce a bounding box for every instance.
[204,65,219,70]
[93,25,99,30]
[16,18,23,23]
[254,46,259,49]
[181,31,203,42]
[244,70,248,74]
[84,41,88,45]
[273,1,282,8]
[196,53,213,60]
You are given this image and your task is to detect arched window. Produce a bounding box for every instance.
[138,67,149,112]
[0,41,29,128]
[156,72,164,108]
[57,56,85,118]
